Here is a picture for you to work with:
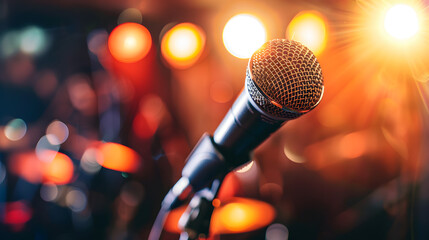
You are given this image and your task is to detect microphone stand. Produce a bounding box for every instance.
[178,179,223,240]
[150,133,244,240]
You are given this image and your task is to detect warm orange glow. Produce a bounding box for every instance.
[9,151,74,185]
[339,131,367,159]
[161,23,205,69]
[212,198,221,208]
[164,198,275,234]
[43,152,74,185]
[9,152,43,184]
[164,205,186,233]
[341,0,428,70]
[209,81,234,103]
[108,22,152,63]
[217,173,241,199]
[211,198,275,233]
[286,11,327,56]
[97,142,141,173]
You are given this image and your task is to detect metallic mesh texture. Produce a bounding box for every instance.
[246,70,303,119]
[248,39,324,118]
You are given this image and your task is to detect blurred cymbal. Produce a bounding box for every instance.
[164,197,275,235]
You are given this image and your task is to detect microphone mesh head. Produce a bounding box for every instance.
[248,39,324,119]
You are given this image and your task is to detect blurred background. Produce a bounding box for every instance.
[0,0,429,239]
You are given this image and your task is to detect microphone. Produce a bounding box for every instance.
[162,39,324,210]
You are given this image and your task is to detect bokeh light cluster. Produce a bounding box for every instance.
[0,1,428,240]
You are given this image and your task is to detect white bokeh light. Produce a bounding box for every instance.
[223,14,267,59]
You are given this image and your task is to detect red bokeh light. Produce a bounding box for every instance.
[3,201,32,232]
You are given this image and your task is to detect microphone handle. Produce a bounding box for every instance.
[162,81,285,210]
[213,86,284,167]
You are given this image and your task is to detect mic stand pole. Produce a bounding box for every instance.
[151,133,249,239]
[178,179,223,240]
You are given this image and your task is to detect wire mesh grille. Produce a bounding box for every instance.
[249,39,324,117]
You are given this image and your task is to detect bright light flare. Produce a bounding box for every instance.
[161,23,206,69]
[384,4,419,40]
[286,11,327,56]
[223,14,267,59]
[336,0,428,71]
[108,22,152,63]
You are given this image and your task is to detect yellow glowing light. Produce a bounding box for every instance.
[223,14,267,59]
[108,22,152,63]
[161,23,205,69]
[43,152,74,185]
[286,11,327,56]
[384,4,419,40]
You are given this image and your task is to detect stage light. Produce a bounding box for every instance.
[108,22,152,63]
[11,151,75,185]
[384,4,419,40]
[286,11,327,56]
[223,13,267,59]
[96,142,141,173]
[161,23,206,69]
[164,198,275,234]
[212,198,275,233]
[43,152,74,185]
